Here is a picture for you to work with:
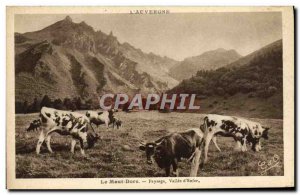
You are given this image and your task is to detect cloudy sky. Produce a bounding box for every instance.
[15,12,282,60]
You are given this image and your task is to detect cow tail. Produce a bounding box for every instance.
[199,116,209,148]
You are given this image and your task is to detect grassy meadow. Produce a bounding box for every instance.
[15,111,283,178]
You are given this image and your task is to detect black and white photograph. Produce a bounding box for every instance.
[6,6,294,189]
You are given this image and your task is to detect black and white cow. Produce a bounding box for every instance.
[26,119,41,132]
[112,117,122,129]
[139,128,210,177]
[200,114,270,165]
[85,109,117,129]
[36,107,99,155]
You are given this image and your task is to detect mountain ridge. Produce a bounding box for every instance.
[170,48,242,81]
[169,39,283,118]
[15,16,179,103]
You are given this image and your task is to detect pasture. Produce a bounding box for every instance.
[15,111,283,178]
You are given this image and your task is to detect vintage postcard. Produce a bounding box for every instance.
[6,6,294,189]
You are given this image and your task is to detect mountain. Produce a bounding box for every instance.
[170,48,241,81]
[15,16,179,103]
[225,39,283,68]
[169,39,283,118]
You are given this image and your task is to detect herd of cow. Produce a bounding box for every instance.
[26,107,269,177]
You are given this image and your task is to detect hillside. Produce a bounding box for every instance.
[170,48,241,81]
[170,40,283,118]
[15,16,179,103]
[225,39,283,69]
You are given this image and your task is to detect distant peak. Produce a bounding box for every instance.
[215,48,226,52]
[79,21,88,25]
[64,16,72,22]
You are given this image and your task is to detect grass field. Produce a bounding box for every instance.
[15,111,283,178]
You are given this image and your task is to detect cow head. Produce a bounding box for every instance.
[247,135,261,152]
[87,130,100,148]
[35,119,41,126]
[139,139,166,167]
[26,119,41,131]
[261,127,270,140]
[247,127,269,152]
[26,123,34,132]
[247,123,270,151]
[139,142,157,164]
[116,120,122,128]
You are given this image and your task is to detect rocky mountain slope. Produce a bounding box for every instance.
[15,16,179,102]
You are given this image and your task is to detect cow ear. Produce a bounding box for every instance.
[139,141,147,150]
[139,145,146,151]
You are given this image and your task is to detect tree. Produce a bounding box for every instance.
[74,97,82,110]
[29,98,39,113]
[53,98,64,109]
[40,95,52,108]
[22,100,28,114]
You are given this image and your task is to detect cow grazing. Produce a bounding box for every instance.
[86,109,117,129]
[112,117,122,129]
[139,128,206,177]
[26,119,41,132]
[36,107,99,155]
[200,114,270,165]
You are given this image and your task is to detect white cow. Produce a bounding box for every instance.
[200,114,269,165]
[36,107,99,155]
[86,109,117,129]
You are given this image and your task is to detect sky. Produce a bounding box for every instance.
[15,12,282,61]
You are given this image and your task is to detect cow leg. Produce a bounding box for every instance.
[79,139,85,155]
[36,131,45,154]
[255,140,262,151]
[43,128,59,154]
[165,166,171,177]
[241,137,248,152]
[105,120,109,129]
[172,160,179,177]
[203,132,214,164]
[45,134,53,153]
[212,136,221,152]
[234,141,242,151]
[190,147,201,176]
[70,138,76,153]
